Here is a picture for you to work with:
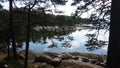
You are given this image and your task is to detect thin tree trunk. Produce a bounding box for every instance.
[9,0,17,59]
[24,5,31,68]
[7,41,10,57]
[106,0,120,68]
[24,1,37,68]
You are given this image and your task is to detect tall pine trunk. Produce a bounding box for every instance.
[106,0,120,68]
[7,41,10,57]
[24,5,31,68]
[9,0,17,59]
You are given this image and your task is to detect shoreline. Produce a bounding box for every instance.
[0,50,106,68]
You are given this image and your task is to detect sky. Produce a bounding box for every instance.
[0,0,89,18]
[52,0,76,16]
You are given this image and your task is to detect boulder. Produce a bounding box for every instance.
[18,50,39,58]
[96,62,105,67]
[43,52,60,58]
[33,55,52,63]
[52,58,61,62]
[81,57,89,63]
[17,54,25,60]
[0,51,5,60]
[72,56,79,60]
[47,58,61,67]
[34,63,47,68]
[34,55,61,67]
[4,64,8,68]
[90,59,98,64]
[95,55,104,63]
[0,63,8,68]
[59,53,72,60]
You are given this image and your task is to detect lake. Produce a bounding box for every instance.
[21,27,109,55]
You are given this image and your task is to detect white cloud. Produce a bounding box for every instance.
[1,1,9,9]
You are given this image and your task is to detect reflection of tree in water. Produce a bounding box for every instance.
[62,41,72,48]
[47,36,74,48]
[62,36,74,48]
[48,38,58,48]
[30,27,74,48]
[85,33,108,52]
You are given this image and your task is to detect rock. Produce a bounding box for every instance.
[4,64,8,68]
[0,63,8,68]
[47,58,61,67]
[18,50,39,58]
[95,55,104,63]
[0,51,5,60]
[59,53,72,60]
[34,55,61,67]
[48,61,60,67]
[43,52,60,58]
[89,55,104,65]
[34,63,47,68]
[72,56,79,60]
[96,62,105,67]
[17,54,25,60]
[81,57,89,63]
[33,55,52,63]
[90,59,98,64]
[52,58,61,62]
[59,60,94,68]
[34,64,39,68]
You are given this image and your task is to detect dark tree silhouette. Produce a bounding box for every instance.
[23,0,67,68]
[24,5,31,68]
[106,0,120,68]
[24,0,37,68]
[71,0,111,27]
[0,4,3,10]
[9,0,17,59]
[72,0,120,68]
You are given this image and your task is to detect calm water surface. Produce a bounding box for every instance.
[21,29,109,55]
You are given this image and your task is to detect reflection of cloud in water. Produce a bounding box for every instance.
[21,29,109,55]
[70,41,80,49]
[102,45,108,51]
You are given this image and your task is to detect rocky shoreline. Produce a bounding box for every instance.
[0,50,106,68]
[20,50,106,68]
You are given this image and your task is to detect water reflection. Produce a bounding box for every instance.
[85,33,108,52]
[21,27,109,55]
